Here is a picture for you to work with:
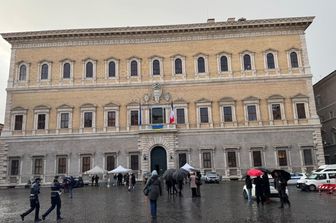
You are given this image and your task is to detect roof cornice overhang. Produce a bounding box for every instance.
[1,16,314,44]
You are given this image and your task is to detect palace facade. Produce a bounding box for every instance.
[0,16,324,185]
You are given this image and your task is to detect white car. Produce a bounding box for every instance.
[287,173,307,185]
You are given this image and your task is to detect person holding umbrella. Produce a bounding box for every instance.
[247,168,265,205]
[272,170,291,208]
[245,175,253,204]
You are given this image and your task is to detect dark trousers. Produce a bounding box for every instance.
[256,192,264,205]
[22,197,40,220]
[149,199,157,218]
[279,189,290,207]
[43,197,61,219]
[191,188,197,197]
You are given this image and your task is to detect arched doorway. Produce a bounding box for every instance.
[150,146,167,175]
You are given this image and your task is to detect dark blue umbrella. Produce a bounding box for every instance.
[173,168,189,181]
[163,169,176,181]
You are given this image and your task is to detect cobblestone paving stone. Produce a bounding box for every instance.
[1,181,336,223]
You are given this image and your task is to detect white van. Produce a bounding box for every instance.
[313,165,336,173]
[303,171,336,191]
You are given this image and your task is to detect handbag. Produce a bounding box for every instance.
[143,186,151,196]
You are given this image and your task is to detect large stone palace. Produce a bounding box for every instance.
[0,16,324,185]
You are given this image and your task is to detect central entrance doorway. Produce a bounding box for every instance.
[150,146,167,175]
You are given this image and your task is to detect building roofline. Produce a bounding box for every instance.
[314,70,336,88]
[1,16,314,43]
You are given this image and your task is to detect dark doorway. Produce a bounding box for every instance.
[150,146,167,175]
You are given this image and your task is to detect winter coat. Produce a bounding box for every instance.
[245,176,252,189]
[144,175,162,201]
[190,175,197,188]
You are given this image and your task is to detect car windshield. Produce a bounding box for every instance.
[315,169,323,172]
[206,172,217,176]
[308,174,318,179]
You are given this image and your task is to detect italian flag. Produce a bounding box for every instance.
[169,102,175,124]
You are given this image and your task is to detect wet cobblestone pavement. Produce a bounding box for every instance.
[1,181,336,223]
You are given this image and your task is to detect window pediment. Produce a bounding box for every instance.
[38,60,52,64]
[104,102,120,108]
[173,98,188,104]
[11,106,27,112]
[170,54,185,59]
[127,101,140,107]
[80,103,96,108]
[268,94,284,100]
[243,96,259,101]
[127,56,141,61]
[57,104,73,109]
[219,97,235,102]
[195,98,211,103]
[240,50,255,55]
[193,53,208,58]
[292,93,308,99]
[217,51,232,56]
[149,55,163,60]
[287,47,301,52]
[34,105,50,110]
[264,48,278,53]
[59,58,75,63]
[83,58,97,62]
[105,57,119,62]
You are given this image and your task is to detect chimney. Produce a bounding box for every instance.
[207,18,215,23]
[227,17,236,22]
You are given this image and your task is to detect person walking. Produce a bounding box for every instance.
[245,175,253,204]
[117,173,123,186]
[94,175,99,186]
[274,172,291,208]
[143,170,162,220]
[190,172,197,197]
[42,176,63,221]
[131,173,136,190]
[196,171,202,197]
[91,175,95,186]
[254,176,264,206]
[262,173,271,203]
[20,177,42,222]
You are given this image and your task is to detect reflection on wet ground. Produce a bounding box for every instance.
[1,181,336,223]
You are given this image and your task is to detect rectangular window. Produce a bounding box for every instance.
[203,152,211,168]
[130,155,139,170]
[227,151,237,168]
[296,103,306,119]
[107,111,116,127]
[10,159,19,175]
[252,151,262,167]
[303,149,313,166]
[84,112,93,128]
[106,156,115,171]
[272,104,282,120]
[131,110,139,126]
[278,150,288,166]
[82,157,91,172]
[60,113,69,129]
[14,115,23,130]
[176,108,185,124]
[178,153,187,168]
[247,105,257,121]
[37,114,46,129]
[57,157,67,174]
[223,106,233,122]
[33,158,43,175]
[152,108,164,124]
[200,107,209,123]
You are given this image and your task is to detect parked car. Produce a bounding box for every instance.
[287,173,307,185]
[204,172,220,184]
[313,165,336,173]
[303,171,336,191]
[296,174,310,189]
[243,177,288,199]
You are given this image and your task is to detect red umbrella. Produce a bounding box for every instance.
[247,168,264,177]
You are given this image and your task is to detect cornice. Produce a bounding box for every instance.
[6,74,314,93]
[1,16,314,48]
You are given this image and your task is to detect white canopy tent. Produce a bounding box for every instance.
[181,163,198,172]
[108,165,132,174]
[84,165,108,175]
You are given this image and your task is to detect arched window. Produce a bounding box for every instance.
[152,60,160,75]
[290,52,299,68]
[41,64,49,80]
[220,56,228,72]
[131,60,138,76]
[266,53,275,69]
[108,61,116,77]
[197,57,205,73]
[19,64,27,81]
[243,54,251,70]
[63,63,71,79]
[86,62,93,78]
[175,58,182,74]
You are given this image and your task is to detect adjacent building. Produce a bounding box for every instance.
[314,70,336,164]
[0,16,324,185]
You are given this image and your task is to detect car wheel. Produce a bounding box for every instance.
[309,185,316,191]
[243,190,248,199]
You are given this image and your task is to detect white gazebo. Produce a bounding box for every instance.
[84,165,108,175]
[108,165,132,174]
[181,163,198,172]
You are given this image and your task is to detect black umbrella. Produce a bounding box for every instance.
[163,169,176,181]
[271,169,291,181]
[173,168,189,181]
[256,167,271,174]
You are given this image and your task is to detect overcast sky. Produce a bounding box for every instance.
[0,0,335,124]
